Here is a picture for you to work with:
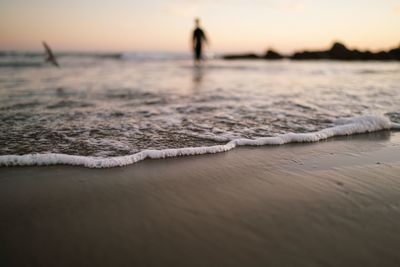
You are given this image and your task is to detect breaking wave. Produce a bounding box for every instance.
[1,115,399,168]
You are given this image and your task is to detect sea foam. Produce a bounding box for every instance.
[0,115,399,168]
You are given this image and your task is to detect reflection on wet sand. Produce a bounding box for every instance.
[192,65,204,91]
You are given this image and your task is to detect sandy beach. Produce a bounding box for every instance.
[2,1,400,266]
[1,131,400,267]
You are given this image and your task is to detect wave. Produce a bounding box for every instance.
[0,52,191,68]
[0,51,122,58]
[0,62,44,68]
[0,51,189,61]
[1,115,399,168]
[121,52,191,61]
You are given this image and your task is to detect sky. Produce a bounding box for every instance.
[0,0,399,53]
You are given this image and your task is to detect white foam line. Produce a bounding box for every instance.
[0,115,398,168]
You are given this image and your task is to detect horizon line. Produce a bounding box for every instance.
[1,41,399,55]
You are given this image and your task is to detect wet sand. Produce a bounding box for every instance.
[1,131,400,267]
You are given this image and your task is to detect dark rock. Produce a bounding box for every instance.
[328,42,352,59]
[291,50,328,60]
[264,49,284,60]
[222,53,261,60]
[389,47,400,59]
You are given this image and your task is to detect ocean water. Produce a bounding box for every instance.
[0,52,399,167]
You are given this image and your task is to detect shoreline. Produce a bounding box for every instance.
[1,131,400,266]
[1,115,398,168]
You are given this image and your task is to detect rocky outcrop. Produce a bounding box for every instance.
[264,49,284,60]
[291,42,400,61]
[222,42,400,61]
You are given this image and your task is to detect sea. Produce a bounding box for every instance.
[0,52,399,167]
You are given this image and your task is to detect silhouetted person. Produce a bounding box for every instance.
[42,41,59,67]
[192,18,208,63]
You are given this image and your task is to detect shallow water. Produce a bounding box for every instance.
[1,53,399,157]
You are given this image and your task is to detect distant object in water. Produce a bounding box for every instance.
[222,42,400,61]
[192,18,208,63]
[42,41,60,67]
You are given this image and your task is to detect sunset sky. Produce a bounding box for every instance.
[1,0,399,53]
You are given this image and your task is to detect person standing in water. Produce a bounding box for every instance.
[192,18,208,64]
